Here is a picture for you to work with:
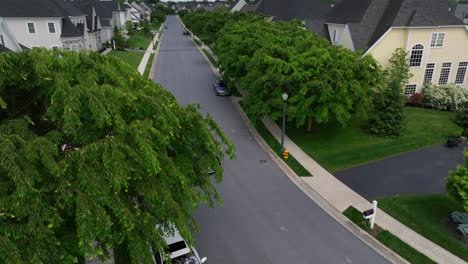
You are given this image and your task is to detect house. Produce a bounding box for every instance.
[0,0,87,51]
[0,17,24,52]
[70,0,129,46]
[231,0,247,12]
[306,0,468,95]
[128,1,149,23]
[242,0,333,21]
[455,3,468,24]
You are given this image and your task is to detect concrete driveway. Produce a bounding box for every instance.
[335,144,465,200]
[152,15,389,264]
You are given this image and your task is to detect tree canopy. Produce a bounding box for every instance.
[213,16,382,131]
[0,50,234,263]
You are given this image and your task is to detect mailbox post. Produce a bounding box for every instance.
[362,200,378,229]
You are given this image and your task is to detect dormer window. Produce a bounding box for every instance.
[430,33,445,48]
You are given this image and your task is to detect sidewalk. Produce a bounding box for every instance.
[179,17,466,264]
[137,26,163,75]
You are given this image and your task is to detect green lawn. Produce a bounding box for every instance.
[127,33,153,50]
[378,195,468,261]
[143,53,155,79]
[343,207,436,264]
[108,51,144,71]
[286,107,461,172]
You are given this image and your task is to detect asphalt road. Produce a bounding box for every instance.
[335,144,465,200]
[152,15,389,264]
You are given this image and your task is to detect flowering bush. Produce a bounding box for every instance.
[423,84,468,111]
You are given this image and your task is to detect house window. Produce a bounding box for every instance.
[0,35,4,46]
[51,46,59,50]
[332,29,337,42]
[455,62,468,84]
[430,33,445,48]
[423,63,435,84]
[48,22,56,33]
[438,62,452,85]
[405,84,417,95]
[27,22,36,34]
[70,44,79,51]
[409,44,424,67]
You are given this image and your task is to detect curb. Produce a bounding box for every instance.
[149,31,163,80]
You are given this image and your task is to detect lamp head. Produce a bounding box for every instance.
[282,93,288,101]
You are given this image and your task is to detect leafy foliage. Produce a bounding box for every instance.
[456,110,468,136]
[0,50,234,263]
[151,5,175,25]
[181,10,253,46]
[214,16,382,131]
[365,49,409,137]
[446,151,468,212]
[423,84,468,112]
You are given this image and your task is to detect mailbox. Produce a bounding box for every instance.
[363,209,374,219]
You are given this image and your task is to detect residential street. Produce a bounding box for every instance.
[335,144,465,199]
[152,15,389,264]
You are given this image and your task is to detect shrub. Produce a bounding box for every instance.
[423,84,468,111]
[405,93,424,107]
[366,79,406,136]
[457,224,468,237]
[451,211,468,224]
[456,110,468,136]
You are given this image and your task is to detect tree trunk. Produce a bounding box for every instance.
[306,117,313,133]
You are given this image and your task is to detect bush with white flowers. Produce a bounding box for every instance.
[423,84,468,111]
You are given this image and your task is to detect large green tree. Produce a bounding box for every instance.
[0,50,234,263]
[215,17,381,131]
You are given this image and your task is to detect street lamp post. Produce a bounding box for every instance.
[280,92,288,152]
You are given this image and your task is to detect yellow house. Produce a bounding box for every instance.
[306,0,468,95]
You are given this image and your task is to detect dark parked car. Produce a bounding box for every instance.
[183,30,189,35]
[213,80,231,96]
[164,25,168,29]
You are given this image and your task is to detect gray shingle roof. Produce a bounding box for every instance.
[254,0,332,21]
[311,0,465,51]
[0,0,84,17]
[61,17,84,38]
[455,4,468,20]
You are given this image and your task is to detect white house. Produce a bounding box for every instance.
[0,0,87,50]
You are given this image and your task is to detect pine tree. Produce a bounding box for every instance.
[0,49,235,263]
[365,48,411,137]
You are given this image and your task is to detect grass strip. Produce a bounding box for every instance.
[202,49,218,68]
[247,112,311,176]
[378,195,468,261]
[193,38,202,46]
[143,53,155,79]
[344,207,436,264]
